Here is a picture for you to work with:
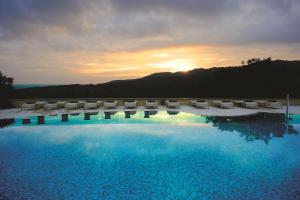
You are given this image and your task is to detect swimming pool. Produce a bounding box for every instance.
[0,112,300,199]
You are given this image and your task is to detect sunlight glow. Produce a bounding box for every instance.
[149,58,195,72]
[71,46,204,77]
[47,45,240,83]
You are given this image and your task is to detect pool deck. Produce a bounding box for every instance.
[1,106,300,119]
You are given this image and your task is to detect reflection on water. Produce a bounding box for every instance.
[104,111,118,119]
[1,112,299,144]
[144,110,158,118]
[0,118,15,128]
[2,111,206,127]
[167,110,180,115]
[125,110,137,118]
[206,113,298,144]
[70,113,80,116]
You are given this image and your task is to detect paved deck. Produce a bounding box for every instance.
[1,106,300,119]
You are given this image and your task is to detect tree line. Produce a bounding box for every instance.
[0,71,14,108]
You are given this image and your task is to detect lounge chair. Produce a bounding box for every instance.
[21,102,36,111]
[213,100,234,109]
[212,100,222,107]
[57,101,66,109]
[234,100,258,108]
[191,100,209,109]
[256,100,267,107]
[145,100,158,109]
[233,100,244,107]
[84,101,98,110]
[35,101,46,109]
[44,101,58,110]
[166,100,180,108]
[243,100,258,109]
[124,100,137,109]
[103,100,118,109]
[77,101,86,109]
[264,100,282,109]
[64,102,78,110]
[220,100,234,109]
[97,101,102,107]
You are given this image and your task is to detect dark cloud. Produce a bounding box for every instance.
[110,0,241,16]
[1,0,300,84]
[0,0,299,46]
[103,14,171,39]
[110,0,300,44]
[0,0,96,39]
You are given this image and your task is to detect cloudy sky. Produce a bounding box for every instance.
[0,0,300,84]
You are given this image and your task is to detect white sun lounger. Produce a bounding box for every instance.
[103,100,118,109]
[124,100,137,109]
[35,101,46,109]
[264,100,282,109]
[220,101,234,109]
[256,100,267,107]
[145,100,158,109]
[21,102,36,111]
[191,100,209,109]
[234,100,258,108]
[44,102,58,110]
[65,102,78,110]
[84,101,98,110]
[213,100,234,109]
[57,101,66,109]
[212,100,222,107]
[243,100,259,109]
[233,100,244,107]
[166,100,180,108]
[77,101,86,109]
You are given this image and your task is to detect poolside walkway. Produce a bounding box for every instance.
[1,106,300,119]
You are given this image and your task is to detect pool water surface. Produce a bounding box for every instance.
[0,112,300,199]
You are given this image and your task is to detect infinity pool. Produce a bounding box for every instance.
[0,112,300,199]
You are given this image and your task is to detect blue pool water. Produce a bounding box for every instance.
[0,112,300,199]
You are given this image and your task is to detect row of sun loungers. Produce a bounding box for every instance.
[234,100,282,109]
[21,101,102,111]
[20,99,283,111]
[21,100,162,111]
[212,100,234,109]
[191,100,282,109]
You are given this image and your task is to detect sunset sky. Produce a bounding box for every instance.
[0,0,300,84]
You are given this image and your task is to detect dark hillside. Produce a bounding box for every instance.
[14,60,300,98]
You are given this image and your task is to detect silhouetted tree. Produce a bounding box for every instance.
[263,57,272,62]
[0,71,14,108]
[247,58,261,65]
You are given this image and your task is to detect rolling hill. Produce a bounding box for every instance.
[14,60,300,98]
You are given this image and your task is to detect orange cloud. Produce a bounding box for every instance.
[61,45,231,78]
[7,43,300,84]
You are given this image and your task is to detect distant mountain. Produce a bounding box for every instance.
[14,84,52,89]
[14,60,300,98]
